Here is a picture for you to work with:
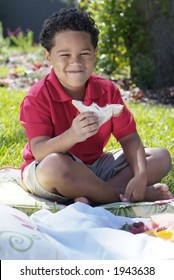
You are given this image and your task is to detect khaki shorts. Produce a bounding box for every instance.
[22,150,128,204]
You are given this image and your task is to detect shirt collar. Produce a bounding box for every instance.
[85,74,106,101]
[46,69,71,102]
[46,68,106,102]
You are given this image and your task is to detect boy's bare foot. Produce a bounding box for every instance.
[74,184,173,205]
[145,183,173,201]
[74,197,91,205]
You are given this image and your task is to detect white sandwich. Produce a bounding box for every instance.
[72,100,124,126]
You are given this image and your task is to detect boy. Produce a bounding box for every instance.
[20,8,172,205]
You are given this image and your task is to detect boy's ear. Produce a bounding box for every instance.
[43,49,52,66]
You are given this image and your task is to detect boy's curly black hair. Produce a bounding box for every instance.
[39,8,100,52]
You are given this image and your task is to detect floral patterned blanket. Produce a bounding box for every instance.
[103,199,174,218]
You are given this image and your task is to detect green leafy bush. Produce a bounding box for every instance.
[77,0,173,89]
[0,22,10,63]
[7,27,34,52]
[78,0,131,81]
[0,22,10,51]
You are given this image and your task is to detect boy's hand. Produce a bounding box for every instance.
[120,174,147,202]
[70,112,100,143]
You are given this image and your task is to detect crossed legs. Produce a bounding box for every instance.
[35,147,172,204]
[108,147,172,202]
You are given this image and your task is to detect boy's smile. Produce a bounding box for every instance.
[44,30,97,98]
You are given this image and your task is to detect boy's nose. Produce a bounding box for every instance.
[69,56,82,65]
[69,61,82,66]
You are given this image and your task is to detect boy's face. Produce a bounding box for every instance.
[44,30,97,97]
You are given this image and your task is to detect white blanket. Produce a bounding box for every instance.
[31,202,174,260]
[1,202,174,260]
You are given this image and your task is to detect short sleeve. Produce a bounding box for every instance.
[20,89,53,141]
[111,85,137,141]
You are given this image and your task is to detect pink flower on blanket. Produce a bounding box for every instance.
[12,214,38,231]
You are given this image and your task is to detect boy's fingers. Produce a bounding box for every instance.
[119,194,129,202]
[120,186,133,202]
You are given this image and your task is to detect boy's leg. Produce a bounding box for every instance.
[142,147,172,201]
[35,152,125,204]
[108,147,172,201]
[35,148,172,204]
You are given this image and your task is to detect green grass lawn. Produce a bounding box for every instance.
[0,87,174,193]
[0,88,26,166]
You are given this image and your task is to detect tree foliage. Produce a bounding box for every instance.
[77,0,174,89]
[77,0,133,82]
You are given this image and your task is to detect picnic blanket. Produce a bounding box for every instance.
[1,202,174,260]
[1,167,174,260]
[0,167,65,213]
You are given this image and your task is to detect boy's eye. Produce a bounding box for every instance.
[60,54,70,57]
[81,53,90,56]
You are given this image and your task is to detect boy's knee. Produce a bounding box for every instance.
[158,148,172,173]
[37,152,73,181]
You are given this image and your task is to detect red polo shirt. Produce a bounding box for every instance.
[20,69,136,173]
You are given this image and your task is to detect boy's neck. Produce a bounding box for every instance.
[63,85,86,101]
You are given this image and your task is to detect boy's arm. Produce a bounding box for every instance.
[30,111,99,161]
[119,132,147,202]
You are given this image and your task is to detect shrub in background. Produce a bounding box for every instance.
[77,0,174,89]
[7,27,34,52]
